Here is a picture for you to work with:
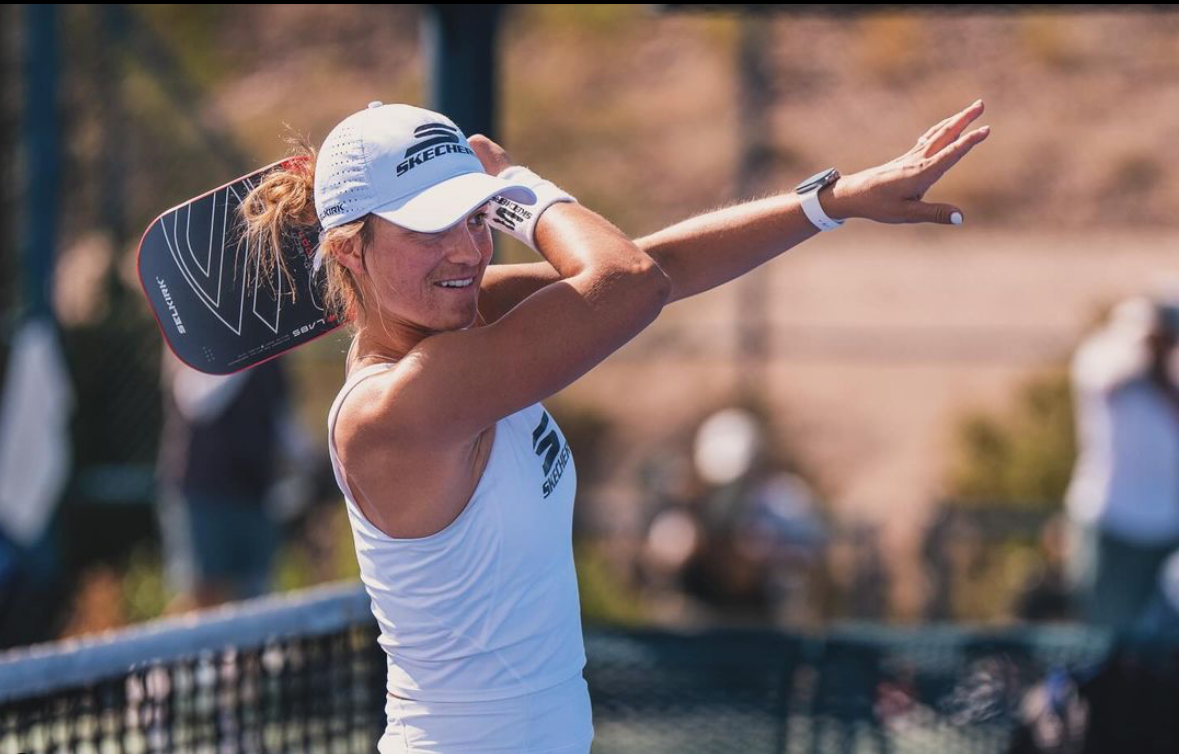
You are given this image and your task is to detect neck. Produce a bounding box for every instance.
[350,303,490,366]
[349,307,433,362]
[351,330,409,365]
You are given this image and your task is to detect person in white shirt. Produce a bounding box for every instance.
[1065,293,1179,630]
[235,98,988,753]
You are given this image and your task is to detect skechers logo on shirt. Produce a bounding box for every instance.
[532,410,571,499]
[397,123,474,177]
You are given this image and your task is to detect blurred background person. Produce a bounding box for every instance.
[156,352,316,611]
[637,406,831,627]
[734,469,830,626]
[1064,290,1179,630]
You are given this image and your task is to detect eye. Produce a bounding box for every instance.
[468,209,489,229]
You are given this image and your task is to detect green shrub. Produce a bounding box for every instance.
[947,369,1076,508]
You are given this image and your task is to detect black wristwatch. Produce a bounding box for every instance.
[795,167,845,232]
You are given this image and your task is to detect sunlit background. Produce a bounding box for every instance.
[2,4,1177,640]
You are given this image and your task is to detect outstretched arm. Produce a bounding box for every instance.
[637,99,990,305]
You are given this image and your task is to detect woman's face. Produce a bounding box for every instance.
[353,202,493,335]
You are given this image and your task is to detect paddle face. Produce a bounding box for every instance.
[137,158,342,375]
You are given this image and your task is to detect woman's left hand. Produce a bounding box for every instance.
[830,99,991,225]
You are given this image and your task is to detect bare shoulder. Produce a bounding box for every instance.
[333,362,495,540]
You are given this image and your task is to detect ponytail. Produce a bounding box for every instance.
[236,128,375,330]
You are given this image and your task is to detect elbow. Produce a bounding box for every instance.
[631,254,673,309]
[586,245,672,320]
[619,257,672,322]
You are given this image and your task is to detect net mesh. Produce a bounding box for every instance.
[583,623,1112,754]
[1,627,383,754]
[0,582,1122,754]
[0,583,384,754]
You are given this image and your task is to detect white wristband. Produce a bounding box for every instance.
[487,166,577,251]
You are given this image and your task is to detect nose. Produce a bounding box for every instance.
[446,222,487,266]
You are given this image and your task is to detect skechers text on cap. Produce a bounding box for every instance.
[313,101,537,234]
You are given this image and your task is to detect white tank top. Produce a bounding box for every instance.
[326,361,587,702]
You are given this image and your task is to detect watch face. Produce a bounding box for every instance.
[795,167,839,194]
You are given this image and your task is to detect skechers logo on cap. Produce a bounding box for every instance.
[397,122,474,177]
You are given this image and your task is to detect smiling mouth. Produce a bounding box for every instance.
[434,277,476,290]
[433,276,478,294]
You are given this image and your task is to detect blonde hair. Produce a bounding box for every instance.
[236,128,376,332]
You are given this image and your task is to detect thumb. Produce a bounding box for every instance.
[911,201,965,226]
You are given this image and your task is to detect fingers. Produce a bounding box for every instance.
[467,133,512,174]
[920,100,985,156]
[928,124,991,179]
[916,113,956,147]
[908,123,989,225]
[885,101,989,226]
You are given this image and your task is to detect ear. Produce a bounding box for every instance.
[333,235,366,276]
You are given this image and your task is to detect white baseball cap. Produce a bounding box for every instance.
[313,101,537,235]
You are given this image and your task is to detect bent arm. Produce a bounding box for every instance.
[377,200,671,446]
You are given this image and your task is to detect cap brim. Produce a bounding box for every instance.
[370,172,537,234]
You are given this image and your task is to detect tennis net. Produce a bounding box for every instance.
[0,579,1126,754]
[0,580,384,754]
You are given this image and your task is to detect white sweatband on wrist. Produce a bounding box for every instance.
[487,165,577,252]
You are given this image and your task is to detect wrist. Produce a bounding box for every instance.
[819,175,858,222]
[489,166,577,251]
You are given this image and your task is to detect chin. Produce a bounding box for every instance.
[440,309,479,332]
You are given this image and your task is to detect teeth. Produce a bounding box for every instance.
[438,278,473,288]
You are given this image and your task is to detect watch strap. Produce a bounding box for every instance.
[799,185,845,232]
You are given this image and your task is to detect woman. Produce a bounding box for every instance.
[240,99,988,753]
